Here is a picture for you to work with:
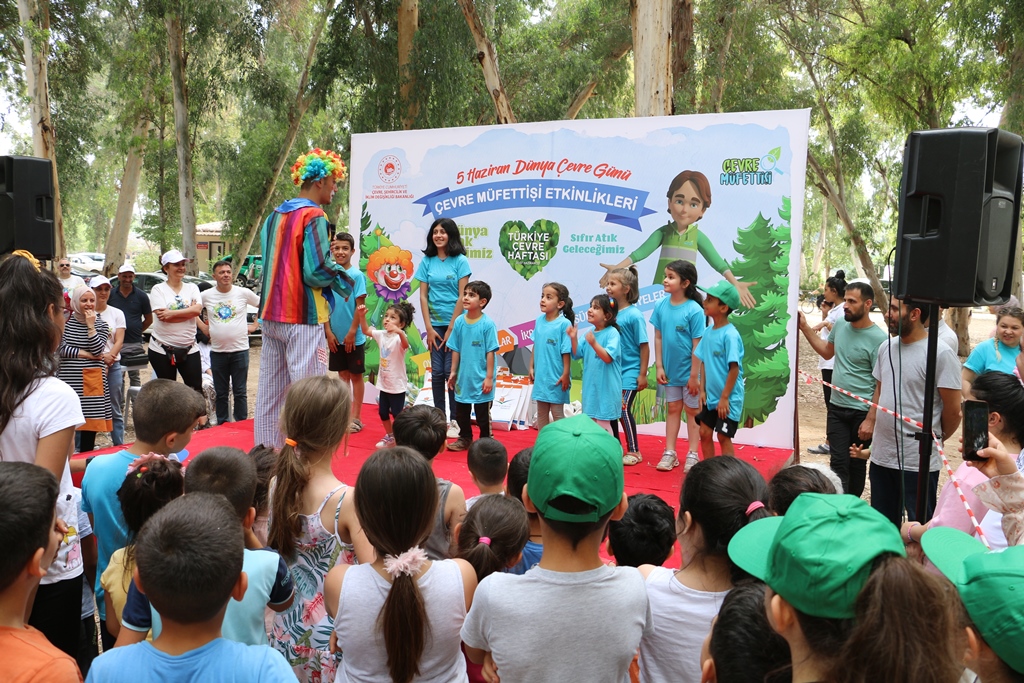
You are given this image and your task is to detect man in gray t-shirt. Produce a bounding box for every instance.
[799,282,887,496]
[863,296,962,527]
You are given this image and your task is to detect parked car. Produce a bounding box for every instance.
[71,265,98,285]
[68,252,105,271]
[223,254,263,286]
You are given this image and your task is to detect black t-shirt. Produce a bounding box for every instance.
[108,285,152,344]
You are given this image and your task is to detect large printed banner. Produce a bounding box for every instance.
[350,110,810,449]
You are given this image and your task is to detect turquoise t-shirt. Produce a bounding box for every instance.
[827,318,888,411]
[81,449,136,620]
[413,254,472,327]
[616,306,649,390]
[573,326,622,421]
[328,264,367,346]
[964,338,1021,377]
[448,313,499,404]
[695,322,744,421]
[85,637,294,682]
[650,296,706,386]
[532,315,573,404]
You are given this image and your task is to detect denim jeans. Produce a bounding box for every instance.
[869,462,939,527]
[211,350,250,424]
[430,325,456,421]
[107,361,124,445]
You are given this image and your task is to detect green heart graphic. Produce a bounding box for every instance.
[498,219,560,281]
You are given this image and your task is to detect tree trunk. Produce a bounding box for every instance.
[103,116,151,276]
[807,151,889,312]
[707,3,738,113]
[398,0,419,129]
[948,307,972,357]
[230,1,333,278]
[671,0,694,112]
[166,11,198,275]
[457,0,515,124]
[630,0,672,117]
[810,202,827,278]
[17,0,65,260]
[563,42,632,120]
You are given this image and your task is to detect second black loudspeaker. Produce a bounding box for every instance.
[0,156,56,261]
[893,127,1023,307]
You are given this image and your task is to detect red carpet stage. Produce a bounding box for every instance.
[77,404,793,567]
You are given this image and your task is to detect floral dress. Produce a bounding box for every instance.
[271,485,356,683]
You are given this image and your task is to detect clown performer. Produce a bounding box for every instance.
[254,148,355,448]
[599,170,757,309]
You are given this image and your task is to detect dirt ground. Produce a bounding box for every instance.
[115,311,997,498]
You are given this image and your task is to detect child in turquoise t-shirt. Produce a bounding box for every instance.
[694,280,745,459]
[605,267,649,466]
[570,295,622,434]
[447,281,499,452]
[529,283,575,430]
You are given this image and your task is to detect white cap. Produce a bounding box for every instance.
[90,275,111,288]
[118,262,136,274]
[160,249,191,266]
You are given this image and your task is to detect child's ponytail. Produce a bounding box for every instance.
[355,448,439,683]
[117,455,184,588]
[679,456,768,583]
[456,495,529,583]
[543,282,575,326]
[666,259,702,307]
[268,375,350,561]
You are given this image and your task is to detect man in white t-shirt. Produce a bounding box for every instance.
[202,260,260,424]
[93,276,127,446]
[56,258,85,295]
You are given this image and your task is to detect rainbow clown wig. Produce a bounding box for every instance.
[290,148,347,186]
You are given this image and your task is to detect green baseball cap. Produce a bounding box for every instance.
[922,527,1024,674]
[728,493,905,619]
[527,415,625,523]
[698,280,741,310]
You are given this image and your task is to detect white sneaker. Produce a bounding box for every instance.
[683,452,700,473]
[447,420,461,438]
[375,434,396,449]
[656,451,679,472]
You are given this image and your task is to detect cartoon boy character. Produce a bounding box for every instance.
[599,170,757,309]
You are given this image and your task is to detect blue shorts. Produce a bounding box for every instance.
[663,385,700,410]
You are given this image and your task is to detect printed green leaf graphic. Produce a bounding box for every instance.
[498,219,560,280]
[767,146,782,161]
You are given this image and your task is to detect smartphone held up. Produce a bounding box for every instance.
[962,400,989,462]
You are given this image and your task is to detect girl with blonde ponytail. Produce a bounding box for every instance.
[268,375,372,682]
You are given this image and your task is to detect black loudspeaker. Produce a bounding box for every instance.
[0,155,56,261]
[893,128,1023,307]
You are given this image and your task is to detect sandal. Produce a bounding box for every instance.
[623,452,643,466]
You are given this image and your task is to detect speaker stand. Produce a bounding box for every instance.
[913,303,941,521]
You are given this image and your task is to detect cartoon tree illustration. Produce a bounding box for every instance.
[728,197,793,426]
[358,202,428,386]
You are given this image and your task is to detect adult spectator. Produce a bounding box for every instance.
[0,252,86,657]
[201,259,260,424]
[862,297,961,526]
[416,217,471,436]
[148,249,204,394]
[60,286,111,453]
[92,276,126,446]
[255,148,353,448]
[56,257,85,295]
[798,281,886,496]
[109,263,153,388]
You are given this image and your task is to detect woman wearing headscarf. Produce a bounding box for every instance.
[59,285,111,452]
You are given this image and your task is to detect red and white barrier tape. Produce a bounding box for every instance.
[799,369,990,548]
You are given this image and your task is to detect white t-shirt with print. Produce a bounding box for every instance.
[148,281,202,352]
[97,305,126,361]
[0,377,85,584]
[59,274,85,295]
[372,329,408,394]
[202,285,261,353]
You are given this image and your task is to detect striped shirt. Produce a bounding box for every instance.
[58,317,112,432]
[258,199,353,325]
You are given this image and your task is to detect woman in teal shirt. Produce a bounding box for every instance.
[599,170,757,309]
